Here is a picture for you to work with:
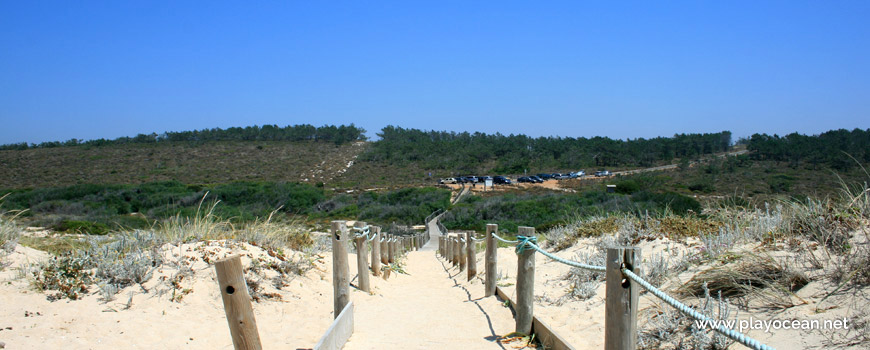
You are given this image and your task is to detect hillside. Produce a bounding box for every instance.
[0,140,367,189]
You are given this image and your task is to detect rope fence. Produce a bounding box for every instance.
[437,224,775,350]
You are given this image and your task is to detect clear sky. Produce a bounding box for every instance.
[1,1,868,144]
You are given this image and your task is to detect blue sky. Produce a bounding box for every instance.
[1,1,868,144]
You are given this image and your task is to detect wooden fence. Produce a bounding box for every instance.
[436,223,638,350]
[213,220,430,350]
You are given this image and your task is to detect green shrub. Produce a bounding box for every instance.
[34,255,94,300]
[56,220,110,235]
[615,180,642,194]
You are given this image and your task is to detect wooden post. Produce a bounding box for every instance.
[452,237,459,267]
[445,236,451,262]
[485,224,497,297]
[354,221,370,293]
[332,221,350,318]
[449,236,454,262]
[459,233,467,272]
[439,236,444,257]
[381,237,390,264]
[467,231,477,281]
[442,236,447,257]
[516,226,535,335]
[605,247,639,350]
[371,226,381,277]
[388,235,395,264]
[215,255,263,350]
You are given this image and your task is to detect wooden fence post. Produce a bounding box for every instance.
[443,236,447,257]
[485,224,497,297]
[605,247,640,350]
[516,226,536,335]
[353,221,370,293]
[332,221,350,318]
[459,233,467,272]
[381,233,390,264]
[388,235,395,264]
[453,236,459,267]
[371,226,381,277]
[215,255,263,350]
[467,231,477,281]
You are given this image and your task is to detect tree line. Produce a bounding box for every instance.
[361,126,732,173]
[747,128,870,170]
[0,124,367,150]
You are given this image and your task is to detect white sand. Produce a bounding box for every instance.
[2,231,868,349]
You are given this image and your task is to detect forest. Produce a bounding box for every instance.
[747,128,870,170]
[361,126,732,173]
[0,123,368,150]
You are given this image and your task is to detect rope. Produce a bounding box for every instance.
[458,225,773,350]
[351,225,370,238]
[622,269,775,350]
[491,233,518,244]
[525,241,606,272]
[515,235,537,254]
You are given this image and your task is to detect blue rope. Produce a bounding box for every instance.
[487,227,773,350]
[515,235,537,254]
[491,233,518,244]
[525,241,607,272]
[622,269,775,350]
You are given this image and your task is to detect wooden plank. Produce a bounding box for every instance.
[214,255,263,350]
[495,286,575,350]
[533,316,576,350]
[605,247,639,350]
[313,301,354,350]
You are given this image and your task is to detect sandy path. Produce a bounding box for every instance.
[342,250,516,350]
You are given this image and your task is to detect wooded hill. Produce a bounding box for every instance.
[747,128,870,170]
[2,124,868,191]
[362,126,733,174]
[0,124,367,150]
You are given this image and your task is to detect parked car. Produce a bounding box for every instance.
[552,173,570,179]
[517,176,533,183]
[457,176,477,183]
[529,176,544,183]
[478,176,493,183]
[569,170,586,178]
[536,173,553,180]
[494,176,511,184]
[439,177,458,184]
[594,170,612,177]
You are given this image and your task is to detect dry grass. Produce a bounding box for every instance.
[678,254,809,308]
[656,216,724,239]
[1,194,25,268]
[25,197,322,301]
